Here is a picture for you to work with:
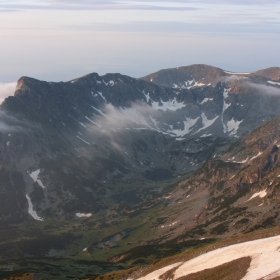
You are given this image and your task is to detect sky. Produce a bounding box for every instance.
[0,0,280,87]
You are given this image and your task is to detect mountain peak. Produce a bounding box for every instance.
[14,76,48,98]
[252,67,280,81]
[140,64,224,88]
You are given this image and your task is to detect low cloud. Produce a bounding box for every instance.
[86,101,161,152]
[0,109,42,133]
[247,82,280,96]
[221,75,280,96]
[220,75,246,83]
[95,102,156,129]
[0,82,16,104]
[0,111,27,132]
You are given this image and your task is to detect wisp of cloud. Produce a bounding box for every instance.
[246,82,280,96]
[0,82,16,104]
[85,101,161,152]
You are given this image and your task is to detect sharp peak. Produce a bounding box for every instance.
[15,76,48,93]
[17,76,43,84]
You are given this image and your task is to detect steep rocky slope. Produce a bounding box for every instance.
[1,64,280,279]
[135,115,280,244]
[90,114,280,280]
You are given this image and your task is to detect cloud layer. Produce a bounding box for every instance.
[0,83,16,104]
[1,0,279,11]
[1,0,279,82]
[0,0,199,11]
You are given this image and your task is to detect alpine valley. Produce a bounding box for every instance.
[1,64,280,280]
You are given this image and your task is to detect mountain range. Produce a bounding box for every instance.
[1,64,280,279]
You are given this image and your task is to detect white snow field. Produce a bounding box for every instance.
[135,235,280,280]
[26,194,44,221]
[76,213,92,218]
[245,189,267,202]
[29,169,45,189]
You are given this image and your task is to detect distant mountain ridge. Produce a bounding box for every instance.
[1,64,280,224]
[1,64,280,279]
[141,64,280,88]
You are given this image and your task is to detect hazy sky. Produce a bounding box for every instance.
[1,0,280,83]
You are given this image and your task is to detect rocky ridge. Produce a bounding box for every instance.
[1,64,280,279]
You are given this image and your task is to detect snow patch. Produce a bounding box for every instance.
[29,169,45,189]
[172,79,205,89]
[137,236,280,280]
[160,221,178,229]
[151,98,186,111]
[76,136,90,145]
[225,118,243,136]
[200,133,212,137]
[249,152,263,161]
[26,194,44,221]
[196,113,219,133]
[149,115,159,129]
[223,88,231,105]
[97,91,107,103]
[85,116,102,128]
[268,81,280,86]
[142,91,151,103]
[246,189,267,202]
[76,213,92,218]
[199,98,213,105]
[79,122,86,128]
[168,117,199,137]
[188,82,205,89]
[91,106,106,117]
[184,79,206,89]
[237,158,249,164]
[222,88,232,133]
[171,235,280,280]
